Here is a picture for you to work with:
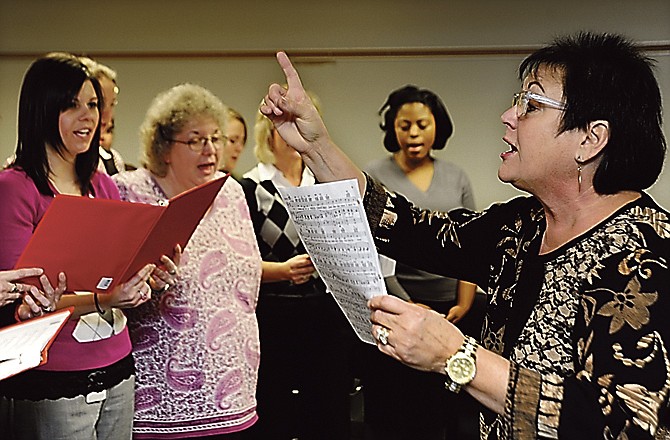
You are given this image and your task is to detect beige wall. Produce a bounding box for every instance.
[1,0,668,209]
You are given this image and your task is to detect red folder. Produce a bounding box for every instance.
[14,175,228,293]
[0,307,73,381]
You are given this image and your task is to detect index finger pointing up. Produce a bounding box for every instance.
[276,51,304,91]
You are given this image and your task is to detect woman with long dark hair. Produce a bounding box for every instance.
[0,53,176,439]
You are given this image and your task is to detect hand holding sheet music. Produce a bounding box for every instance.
[277,179,386,344]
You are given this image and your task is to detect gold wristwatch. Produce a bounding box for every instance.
[444,335,478,393]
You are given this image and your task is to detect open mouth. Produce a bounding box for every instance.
[500,138,518,159]
[502,138,517,153]
[198,162,217,172]
[74,128,92,137]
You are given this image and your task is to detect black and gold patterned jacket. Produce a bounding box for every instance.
[363,176,670,439]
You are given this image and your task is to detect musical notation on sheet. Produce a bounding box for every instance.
[277,179,386,344]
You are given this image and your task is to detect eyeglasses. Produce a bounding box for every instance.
[513,91,566,119]
[168,134,227,152]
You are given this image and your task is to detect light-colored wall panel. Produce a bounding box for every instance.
[1,0,668,209]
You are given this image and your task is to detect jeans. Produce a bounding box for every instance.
[0,376,135,440]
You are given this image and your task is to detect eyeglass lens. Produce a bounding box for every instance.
[188,135,225,151]
[513,93,526,118]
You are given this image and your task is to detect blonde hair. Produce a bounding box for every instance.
[79,57,117,83]
[140,83,228,176]
[77,56,119,109]
[227,107,247,142]
[253,89,321,164]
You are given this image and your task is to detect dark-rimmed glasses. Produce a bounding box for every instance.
[513,91,566,118]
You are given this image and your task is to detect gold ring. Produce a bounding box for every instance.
[9,283,19,293]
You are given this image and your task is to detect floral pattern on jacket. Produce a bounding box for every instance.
[363,176,670,439]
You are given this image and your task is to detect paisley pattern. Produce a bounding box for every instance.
[366,176,670,440]
[206,309,237,351]
[232,279,256,313]
[166,357,205,391]
[244,337,261,371]
[221,228,257,256]
[135,386,162,412]
[212,191,229,210]
[114,169,262,437]
[214,369,244,410]
[129,324,160,352]
[198,250,228,289]
[159,291,198,331]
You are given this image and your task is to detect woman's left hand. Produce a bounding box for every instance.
[16,272,67,321]
[368,294,463,374]
[284,254,316,285]
[261,52,331,156]
[446,304,469,323]
[148,244,181,294]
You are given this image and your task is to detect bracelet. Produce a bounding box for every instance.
[94,292,105,314]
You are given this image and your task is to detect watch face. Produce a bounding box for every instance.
[448,355,476,385]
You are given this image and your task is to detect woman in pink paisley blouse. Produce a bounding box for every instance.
[113,83,262,439]
[260,33,669,439]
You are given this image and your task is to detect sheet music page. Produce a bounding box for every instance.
[0,309,71,381]
[277,179,386,344]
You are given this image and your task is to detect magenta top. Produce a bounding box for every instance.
[0,168,132,371]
